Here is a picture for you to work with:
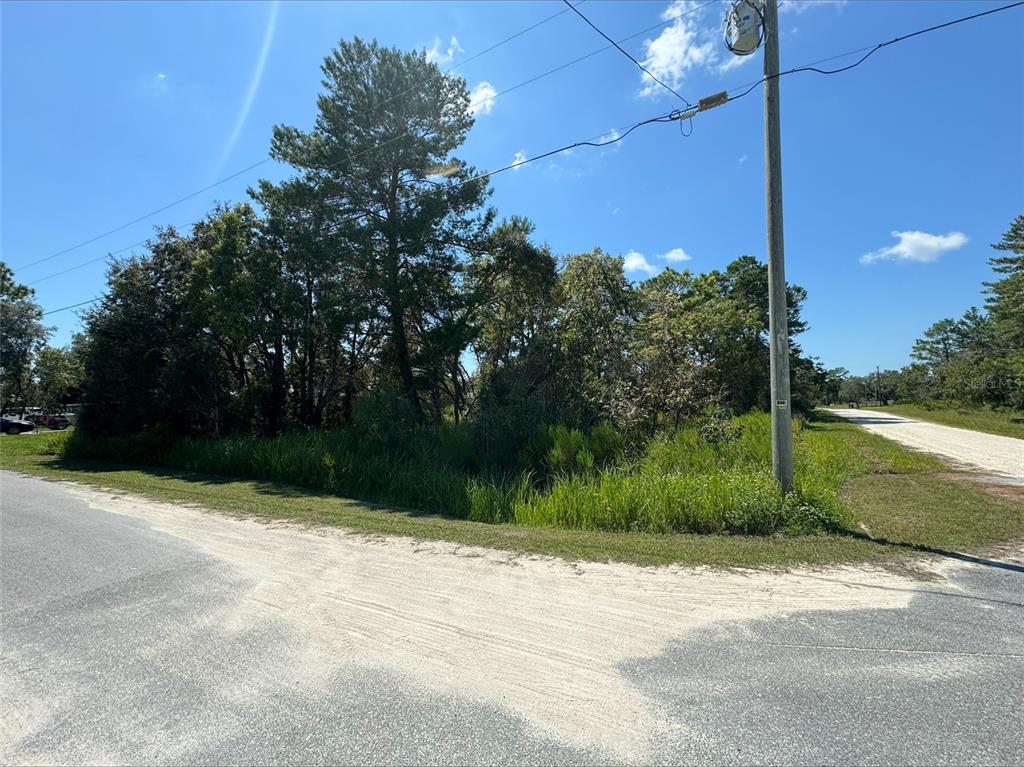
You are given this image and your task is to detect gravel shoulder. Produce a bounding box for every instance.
[829,408,1024,479]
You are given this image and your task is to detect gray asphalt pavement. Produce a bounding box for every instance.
[2,471,1023,765]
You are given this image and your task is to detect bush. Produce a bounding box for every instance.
[58,413,849,537]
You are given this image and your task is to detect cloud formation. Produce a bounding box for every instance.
[661,247,691,262]
[511,150,527,169]
[639,1,715,97]
[638,0,844,97]
[469,81,497,116]
[426,36,462,65]
[860,230,968,265]
[624,251,659,275]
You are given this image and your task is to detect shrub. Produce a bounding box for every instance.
[57,412,850,537]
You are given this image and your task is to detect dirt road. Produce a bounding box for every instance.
[829,408,1024,478]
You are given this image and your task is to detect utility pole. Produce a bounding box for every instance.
[762,0,793,493]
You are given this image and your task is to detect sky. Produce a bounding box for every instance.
[2,0,1022,374]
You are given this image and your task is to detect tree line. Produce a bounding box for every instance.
[3,38,843,448]
[834,214,1023,409]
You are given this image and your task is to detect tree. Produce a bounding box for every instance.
[555,249,635,425]
[911,318,960,368]
[78,228,223,437]
[821,368,848,405]
[838,375,870,405]
[987,214,1024,351]
[189,204,290,434]
[33,342,85,412]
[0,262,51,414]
[268,37,492,423]
[619,268,715,431]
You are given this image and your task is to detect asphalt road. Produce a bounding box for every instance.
[2,471,1023,765]
[829,409,1024,479]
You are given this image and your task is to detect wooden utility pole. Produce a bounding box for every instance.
[762,0,793,493]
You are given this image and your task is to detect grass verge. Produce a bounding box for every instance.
[1,417,1020,569]
[868,402,1024,440]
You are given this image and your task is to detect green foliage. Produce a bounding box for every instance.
[60,413,868,537]
[32,342,85,412]
[0,261,51,414]
[839,213,1024,411]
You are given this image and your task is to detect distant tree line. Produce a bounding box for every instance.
[4,38,840,444]
[834,214,1024,410]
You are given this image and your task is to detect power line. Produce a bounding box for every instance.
[41,298,102,316]
[13,4,584,274]
[37,1,1023,314]
[562,0,694,106]
[723,0,1024,105]
[21,3,715,285]
[38,108,684,316]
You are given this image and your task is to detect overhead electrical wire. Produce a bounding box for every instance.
[15,0,714,276]
[41,298,104,317]
[13,3,582,273]
[36,0,1024,315]
[723,0,1024,105]
[562,0,695,106]
[36,108,685,316]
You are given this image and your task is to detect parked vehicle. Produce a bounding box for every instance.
[1,417,35,435]
[28,413,71,430]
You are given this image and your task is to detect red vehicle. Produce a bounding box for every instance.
[29,413,71,430]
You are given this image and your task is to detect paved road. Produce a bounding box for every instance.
[2,472,1023,765]
[829,408,1024,479]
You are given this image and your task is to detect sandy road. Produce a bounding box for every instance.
[829,408,1024,479]
[3,472,1023,765]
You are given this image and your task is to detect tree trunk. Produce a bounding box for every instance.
[385,170,423,424]
[266,333,286,436]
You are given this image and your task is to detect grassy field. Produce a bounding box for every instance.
[869,402,1024,440]
[2,415,1021,569]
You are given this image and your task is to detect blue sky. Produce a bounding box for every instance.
[2,0,1022,374]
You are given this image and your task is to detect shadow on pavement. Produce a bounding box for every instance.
[837,526,1024,575]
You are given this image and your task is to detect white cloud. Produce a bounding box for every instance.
[599,128,623,154]
[634,0,847,95]
[717,51,755,74]
[426,35,462,65]
[624,250,659,275]
[860,230,968,265]
[468,81,497,116]
[738,154,748,164]
[511,150,527,170]
[661,247,692,262]
[639,1,715,98]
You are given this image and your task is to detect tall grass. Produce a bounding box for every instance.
[62,413,871,536]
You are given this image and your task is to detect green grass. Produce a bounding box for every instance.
[2,417,1020,569]
[868,402,1024,440]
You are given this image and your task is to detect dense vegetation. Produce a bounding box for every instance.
[834,214,1024,412]
[61,411,916,536]
[6,419,1019,569]
[3,38,1019,542]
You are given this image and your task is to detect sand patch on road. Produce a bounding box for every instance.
[64,483,929,763]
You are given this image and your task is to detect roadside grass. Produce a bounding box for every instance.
[1,417,1020,569]
[867,402,1024,440]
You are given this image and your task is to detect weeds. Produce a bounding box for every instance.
[59,412,911,536]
